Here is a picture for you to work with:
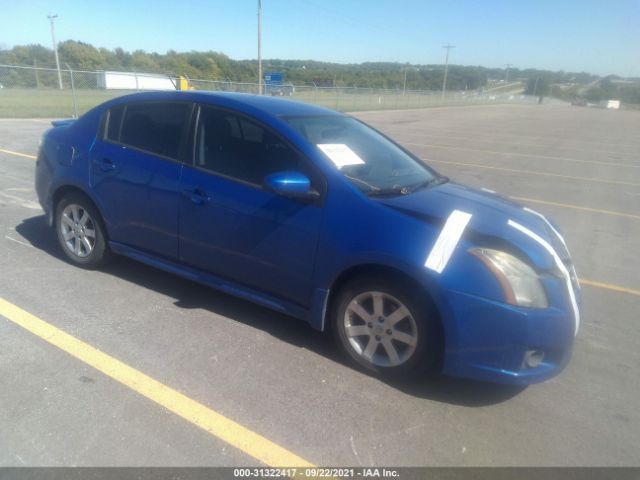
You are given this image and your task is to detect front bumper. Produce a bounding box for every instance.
[440,289,576,385]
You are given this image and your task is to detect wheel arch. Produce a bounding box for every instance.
[325,263,446,373]
[52,185,110,240]
[325,264,444,338]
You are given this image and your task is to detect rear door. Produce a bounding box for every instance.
[89,101,192,259]
[178,105,325,307]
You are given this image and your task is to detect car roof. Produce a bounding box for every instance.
[103,90,343,118]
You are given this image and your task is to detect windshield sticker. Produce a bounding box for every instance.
[317,144,365,169]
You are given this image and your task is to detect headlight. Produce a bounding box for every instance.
[469,248,548,308]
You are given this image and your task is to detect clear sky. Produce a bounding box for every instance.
[1,0,639,76]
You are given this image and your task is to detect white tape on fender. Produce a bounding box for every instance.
[425,210,472,274]
[508,219,580,335]
[523,207,569,251]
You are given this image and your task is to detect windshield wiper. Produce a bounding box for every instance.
[351,175,449,198]
[407,176,449,193]
[344,175,382,193]
[368,176,449,197]
[366,185,410,197]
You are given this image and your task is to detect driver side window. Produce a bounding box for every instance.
[195,106,300,185]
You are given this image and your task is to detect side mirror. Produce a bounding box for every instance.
[263,171,320,201]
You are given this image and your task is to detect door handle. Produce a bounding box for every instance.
[93,157,116,172]
[185,188,211,205]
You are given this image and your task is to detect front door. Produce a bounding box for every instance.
[178,105,324,307]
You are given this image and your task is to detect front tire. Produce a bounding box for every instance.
[332,276,440,378]
[55,192,111,269]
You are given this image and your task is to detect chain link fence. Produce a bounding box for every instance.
[0,64,542,118]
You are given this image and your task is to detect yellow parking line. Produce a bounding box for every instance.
[391,130,640,158]
[403,141,640,169]
[510,196,640,220]
[0,148,37,160]
[427,159,640,187]
[0,297,314,467]
[579,279,640,297]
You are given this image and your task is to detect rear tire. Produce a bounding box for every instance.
[55,192,111,269]
[332,276,441,379]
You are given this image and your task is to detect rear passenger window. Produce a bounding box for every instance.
[119,102,190,159]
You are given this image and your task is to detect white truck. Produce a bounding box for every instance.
[97,71,176,91]
[599,99,621,109]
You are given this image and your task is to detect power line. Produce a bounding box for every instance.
[298,0,421,54]
[300,0,386,32]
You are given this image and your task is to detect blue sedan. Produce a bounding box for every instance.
[35,91,580,384]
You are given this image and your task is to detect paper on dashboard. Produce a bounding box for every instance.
[317,143,365,169]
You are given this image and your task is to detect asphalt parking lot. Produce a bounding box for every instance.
[0,103,639,467]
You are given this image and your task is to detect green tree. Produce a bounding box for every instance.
[58,40,104,70]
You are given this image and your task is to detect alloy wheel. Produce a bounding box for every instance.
[343,291,418,367]
[60,204,97,258]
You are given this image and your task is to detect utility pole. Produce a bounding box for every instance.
[34,57,41,88]
[403,68,408,96]
[441,44,455,99]
[257,0,262,95]
[505,63,513,82]
[48,14,63,90]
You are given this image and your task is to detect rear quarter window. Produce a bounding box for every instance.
[105,105,124,142]
[116,102,191,159]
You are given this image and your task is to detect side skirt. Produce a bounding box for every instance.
[109,241,312,325]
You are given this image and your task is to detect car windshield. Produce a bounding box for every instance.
[284,116,441,196]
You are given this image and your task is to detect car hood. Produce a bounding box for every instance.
[377,181,569,271]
